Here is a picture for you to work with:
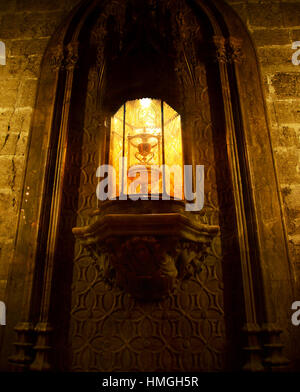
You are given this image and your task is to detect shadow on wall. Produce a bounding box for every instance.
[0,41,6,65]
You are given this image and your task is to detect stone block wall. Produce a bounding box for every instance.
[227,0,300,287]
[0,0,81,301]
[0,0,299,310]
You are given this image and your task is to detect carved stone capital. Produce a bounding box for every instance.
[49,44,64,72]
[213,36,227,64]
[212,36,244,65]
[49,42,79,72]
[92,21,107,45]
[65,41,79,71]
[228,37,244,64]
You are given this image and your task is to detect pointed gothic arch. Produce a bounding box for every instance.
[1,0,293,372]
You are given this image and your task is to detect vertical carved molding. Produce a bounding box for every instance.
[230,35,289,370]
[30,41,79,372]
[213,35,264,371]
[8,42,66,372]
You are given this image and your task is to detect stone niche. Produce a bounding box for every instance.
[3,0,295,373]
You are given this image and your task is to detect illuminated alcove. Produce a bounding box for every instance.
[109,98,183,198]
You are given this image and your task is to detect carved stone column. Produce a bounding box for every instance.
[30,41,79,372]
[8,43,65,371]
[212,35,264,372]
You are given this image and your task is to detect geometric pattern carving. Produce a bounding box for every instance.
[70,242,226,372]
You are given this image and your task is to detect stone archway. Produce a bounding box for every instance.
[2,0,293,372]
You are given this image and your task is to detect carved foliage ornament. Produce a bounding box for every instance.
[49,41,79,72]
[73,214,219,301]
[213,36,244,64]
[49,44,64,72]
[65,42,79,70]
[85,236,212,301]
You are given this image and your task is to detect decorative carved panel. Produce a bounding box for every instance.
[70,253,226,371]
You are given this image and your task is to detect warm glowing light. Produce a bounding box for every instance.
[109,99,183,198]
[140,98,151,108]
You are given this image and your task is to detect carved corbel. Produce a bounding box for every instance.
[106,236,178,300]
[73,213,219,301]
